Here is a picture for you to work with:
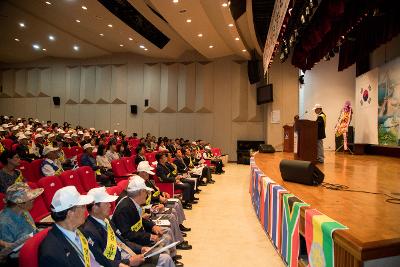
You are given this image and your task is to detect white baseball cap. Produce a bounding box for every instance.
[78,131,84,135]
[36,128,43,132]
[127,175,153,192]
[42,146,59,156]
[12,126,19,131]
[312,104,323,110]
[0,127,5,132]
[87,187,118,203]
[18,134,28,140]
[71,133,78,137]
[1,124,8,128]
[64,133,71,139]
[137,161,155,175]
[204,146,211,150]
[35,134,44,139]
[83,132,90,137]
[51,186,94,212]
[18,123,24,127]
[24,131,32,135]
[83,143,95,150]
[48,133,55,138]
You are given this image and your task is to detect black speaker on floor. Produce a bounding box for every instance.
[52,96,60,106]
[130,105,137,114]
[279,159,324,185]
[259,144,275,153]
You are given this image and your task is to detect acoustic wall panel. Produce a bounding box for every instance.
[1,69,15,97]
[195,62,214,113]
[159,113,177,137]
[143,64,160,113]
[247,82,263,121]
[231,62,248,122]
[79,104,95,128]
[142,113,160,137]
[27,68,40,97]
[160,64,178,113]
[111,65,127,104]
[178,63,196,112]
[80,66,96,104]
[95,65,111,103]
[66,67,80,104]
[110,104,126,132]
[15,69,27,97]
[36,98,51,121]
[176,113,195,140]
[65,104,79,127]
[39,68,51,97]
[95,104,111,131]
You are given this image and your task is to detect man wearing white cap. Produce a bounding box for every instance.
[39,186,100,267]
[313,104,326,163]
[34,133,45,157]
[41,146,63,177]
[112,176,181,266]
[81,187,174,267]
[16,134,36,162]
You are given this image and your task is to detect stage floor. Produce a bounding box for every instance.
[254,151,400,247]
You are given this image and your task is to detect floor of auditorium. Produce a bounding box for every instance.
[178,163,284,267]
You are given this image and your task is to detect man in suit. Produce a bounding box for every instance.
[39,186,101,267]
[111,176,181,265]
[183,149,214,184]
[313,104,326,163]
[173,150,201,193]
[81,187,174,267]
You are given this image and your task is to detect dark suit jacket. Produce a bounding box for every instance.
[317,112,326,140]
[81,153,99,171]
[155,163,176,183]
[111,197,155,246]
[173,157,188,174]
[39,226,84,267]
[80,216,141,267]
[135,155,146,166]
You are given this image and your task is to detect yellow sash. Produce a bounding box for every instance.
[22,211,37,230]
[0,143,4,154]
[145,193,152,206]
[55,168,63,176]
[15,171,24,183]
[103,219,118,260]
[153,190,160,198]
[76,230,91,267]
[130,218,143,232]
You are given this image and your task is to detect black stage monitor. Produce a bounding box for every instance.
[257,83,273,105]
[279,159,324,185]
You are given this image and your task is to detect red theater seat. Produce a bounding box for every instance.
[76,166,98,192]
[28,159,44,182]
[18,160,32,180]
[122,157,136,174]
[19,227,51,267]
[1,139,13,151]
[27,182,50,222]
[37,176,63,208]
[59,170,85,194]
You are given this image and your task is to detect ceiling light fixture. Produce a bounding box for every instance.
[45,1,51,5]
[14,38,20,42]
[82,6,87,10]
[173,0,179,3]
[19,22,26,28]
[119,44,124,47]
[76,19,81,23]
[242,49,246,52]
[144,48,148,51]
[197,33,203,37]
[209,45,214,48]
[128,37,133,41]
[99,33,104,36]
[228,23,234,27]
[48,35,55,41]
[186,19,191,23]
[107,24,113,27]
[139,45,145,49]
[235,37,239,41]
[73,45,79,51]
[32,44,40,50]
[42,48,47,51]
[222,3,228,7]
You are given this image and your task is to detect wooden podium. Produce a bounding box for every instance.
[294,120,318,162]
[283,125,294,152]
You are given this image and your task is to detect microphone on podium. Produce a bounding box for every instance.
[299,110,308,119]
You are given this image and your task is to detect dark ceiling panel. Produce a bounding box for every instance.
[252,0,276,49]
[229,0,247,20]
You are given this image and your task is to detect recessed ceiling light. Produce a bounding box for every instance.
[242,49,246,52]
[228,23,234,27]
[82,6,87,10]
[42,48,47,51]
[209,45,214,48]
[128,37,133,41]
[14,38,20,42]
[222,3,228,7]
[173,0,179,3]
[48,35,55,41]
[45,1,51,5]
[108,24,113,28]
[186,19,191,23]
[73,45,79,51]
[19,22,25,28]
[119,44,124,47]
[99,33,104,36]
[76,19,81,23]
[144,48,148,51]
[139,45,145,49]
[32,44,40,50]
[235,37,239,41]
[197,33,203,37]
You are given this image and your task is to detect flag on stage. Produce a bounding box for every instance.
[281,194,310,267]
[269,184,288,249]
[264,181,276,234]
[260,176,274,228]
[305,209,348,267]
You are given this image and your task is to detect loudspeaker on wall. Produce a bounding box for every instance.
[52,97,60,106]
[130,105,137,114]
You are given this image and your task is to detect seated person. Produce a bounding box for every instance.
[82,187,174,267]
[105,141,120,163]
[155,153,195,209]
[183,149,214,184]
[39,186,97,267]
[0,151,24,193]
[137,161,190,233]
[119,141,132,157]
[96,144,112,170]
[203,146,224,174]
[0,182,43,262]
[173,150,201,193]
[41,146,64,176]
[15,134,36,162]
[81,143,113,187]
[111,177,179,264]
[53,137,74,170]
[135,144,147,166]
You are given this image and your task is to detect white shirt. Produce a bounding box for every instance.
[96,155,112,169]
[41,158,62,176]
[105,150,119,162]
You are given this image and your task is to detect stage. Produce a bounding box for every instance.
[253,151,400,266]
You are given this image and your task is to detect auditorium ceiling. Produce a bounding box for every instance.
[0,0,271,63]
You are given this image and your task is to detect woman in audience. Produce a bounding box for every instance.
[119,140,131,157]
[105,140,120,162]
[81,143,113,186]
[95,144,114,179]
[135,144,147,165]
[0,151,24,193]
[157,140,168,152]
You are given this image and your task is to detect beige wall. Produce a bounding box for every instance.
[0,54,265,161]
[264,57,299,150]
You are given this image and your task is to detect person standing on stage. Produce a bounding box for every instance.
[313,104,326,163]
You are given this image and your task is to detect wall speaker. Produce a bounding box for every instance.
[130,105,137,114]
[259,144,275,153]
[279,159,324,185]
[52,96,60,106]
[248,60,261,84]
[144,99,149,107]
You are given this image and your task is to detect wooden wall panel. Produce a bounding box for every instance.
[160,64,178,113]
[111,65,127,104]
[247,82,263,121]
[195,62,214,113]
[178,63,195,112]
[143,64,160,112]
[80,66,96,103]
[66,67,80,104]
[95,66,111,103]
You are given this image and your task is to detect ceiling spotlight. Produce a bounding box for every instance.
[209,45,214,48]
[76,19,81,23]
[107,24,113,28]
[235,37,240,41]
[14,38,20,42]
[128,37,133,41]
[48,35,55,41]
[186,19,191,23]
[99,33,104,36]
[242,49,246,52]
[228,23,234,27]
[144,48,148,51]
[222,3,228,7]
[42,48,47,51]
[82,6,87,10]
[173,0,179,3]
[119,44,124,47]
[19,22,25,28]
[139,45,145,49]
[197,33,203,37]
[32,44,40,50]
[73,45,79,51]
[45,1,51,5]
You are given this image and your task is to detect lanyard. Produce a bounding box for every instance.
[22,211,37,231]
[103,219,117,260]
